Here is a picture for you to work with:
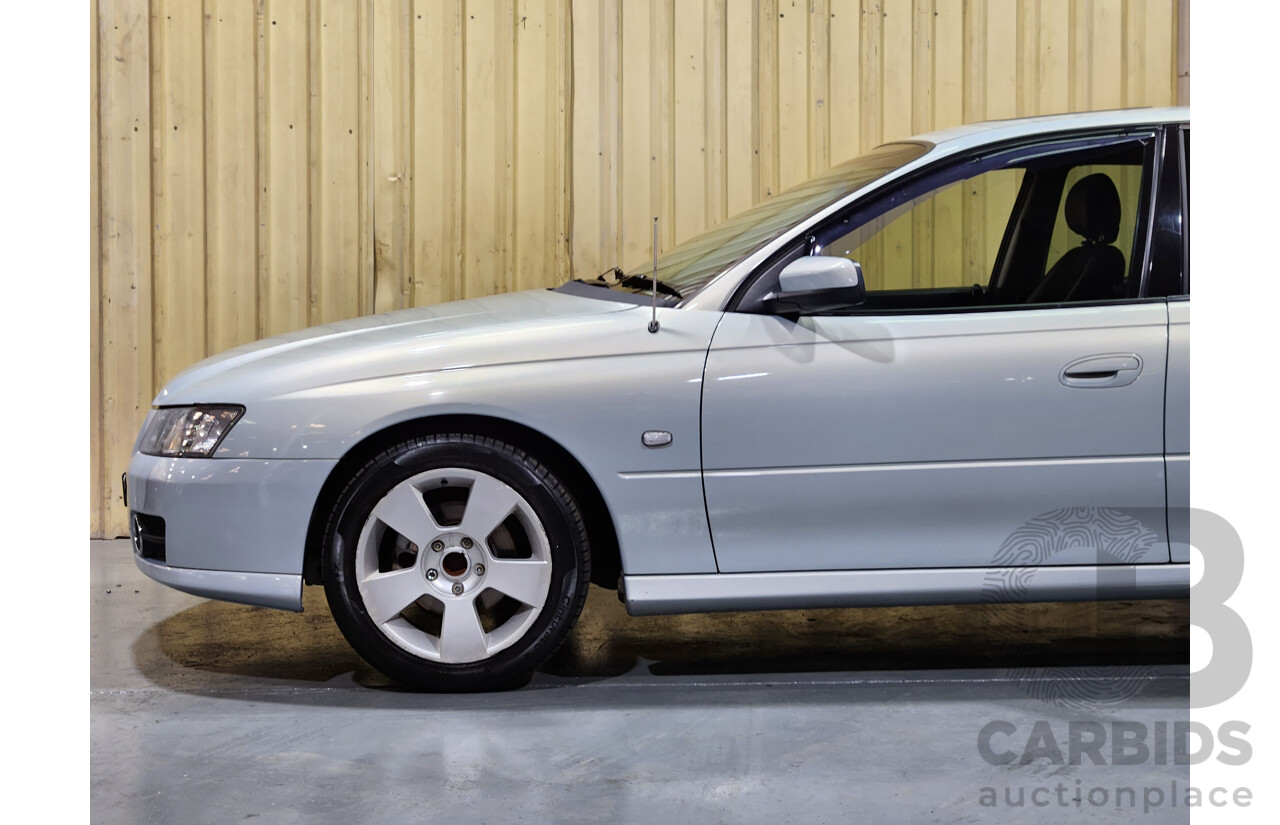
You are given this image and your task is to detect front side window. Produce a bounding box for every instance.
[831,167,1026,294]
[741,136,1156,315]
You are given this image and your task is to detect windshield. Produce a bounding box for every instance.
[622,141,931,300]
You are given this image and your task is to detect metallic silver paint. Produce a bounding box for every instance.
[778,255,862,292]
[702,303,1169,571]
[1167,299,1191,563]
[133,554,303,611]
[621,564,1191,616]
[704,458,1169,571]
[127,453,336,574]
[145,290,724,578]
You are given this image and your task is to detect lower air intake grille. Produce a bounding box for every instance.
[130,512,167,563]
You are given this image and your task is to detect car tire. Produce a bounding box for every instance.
[321,433,590,691]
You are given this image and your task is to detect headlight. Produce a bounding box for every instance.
[139,405,244,457]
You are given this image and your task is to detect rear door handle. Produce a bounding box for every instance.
[1060,353,1143,388]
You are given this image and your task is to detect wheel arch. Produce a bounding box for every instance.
[302,414,623,590]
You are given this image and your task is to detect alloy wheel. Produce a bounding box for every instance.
[354,468,553,664]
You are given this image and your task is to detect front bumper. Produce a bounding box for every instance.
[126,452,338,611]
[133,554,305,612]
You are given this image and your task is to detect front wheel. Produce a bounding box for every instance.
[322,434,590,691]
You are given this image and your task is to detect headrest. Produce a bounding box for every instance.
[1065,173,1121,244]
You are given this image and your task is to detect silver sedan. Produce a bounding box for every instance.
[128,107,1191,691]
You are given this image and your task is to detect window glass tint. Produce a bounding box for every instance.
[830,169,1024,292]
[791,140,1151,313]
[1046,164,1144,281]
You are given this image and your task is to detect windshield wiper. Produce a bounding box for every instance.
[616,273,682,299]
[580,266,683,299]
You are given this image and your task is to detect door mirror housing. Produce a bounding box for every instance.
[762,255,867,316]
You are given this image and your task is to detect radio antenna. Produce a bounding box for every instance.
[648,216,660,334]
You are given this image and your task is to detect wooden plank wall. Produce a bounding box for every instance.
[91,0,1182,537]
[571,0,1183,278]
[91,0,571,537]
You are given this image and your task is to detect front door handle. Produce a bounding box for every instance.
[1060,353,1143,388]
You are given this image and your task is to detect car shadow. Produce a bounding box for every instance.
[130,583,1189,709]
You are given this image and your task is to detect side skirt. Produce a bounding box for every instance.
[620,563,1190,616]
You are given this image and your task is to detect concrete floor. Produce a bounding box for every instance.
[92,539,1190,823]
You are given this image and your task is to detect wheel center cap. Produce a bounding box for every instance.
[441,550,469,578]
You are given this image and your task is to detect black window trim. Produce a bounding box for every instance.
[728,125,1168,317]
[1135,127,1166,299]
[1141,122,1188,300]
[1179,124,1190,295]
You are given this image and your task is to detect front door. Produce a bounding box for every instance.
[701,133,1171,573]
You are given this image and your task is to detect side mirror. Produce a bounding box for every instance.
[762,255,866,316]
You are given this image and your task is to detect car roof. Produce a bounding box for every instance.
[910,106,1189,154]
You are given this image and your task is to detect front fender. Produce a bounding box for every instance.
[219,307,725,576]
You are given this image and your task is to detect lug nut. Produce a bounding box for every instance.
[451,583,464,596]
[460,537,473,549]
[431,540,444,552]
[426,569,438,581]
[474,564,485,576]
